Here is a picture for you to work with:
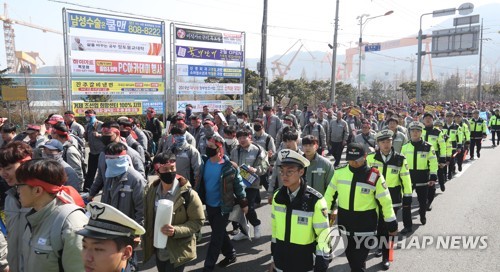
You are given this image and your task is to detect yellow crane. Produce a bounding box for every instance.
[0,2,62,73]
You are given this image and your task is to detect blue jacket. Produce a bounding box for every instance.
[196,155,247,214]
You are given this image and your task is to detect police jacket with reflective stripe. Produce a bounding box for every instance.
[366,151,412,207]
[324,165,397,235]
[469,118,487,139]
[422,126,447,163]
[271,180,330,272]
[401,140,438,183]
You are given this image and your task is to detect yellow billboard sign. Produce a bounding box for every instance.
[72,101,143,116]
[1,85,28,101]
[71,80,164,95]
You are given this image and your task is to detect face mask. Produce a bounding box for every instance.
[173,135,186,148]
[225,138,236,146]
[205,146,218,157]
[42,152,63,161]
[160,172,176,184]
[120,130,130,138]
[101,135,113,146]
[283,123,290,128]
[309,118,317,123]
[236,118,245,125]
[89,115,96,124]
[204,126,214,137]
[254,124,263,132]
[105,156,129,178]
[85,117,91,122]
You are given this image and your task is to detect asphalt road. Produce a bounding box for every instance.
[138,140,500,272]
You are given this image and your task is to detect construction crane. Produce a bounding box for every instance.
[271,39,316,79]
[0,2,62,73]
[343,36,433,81]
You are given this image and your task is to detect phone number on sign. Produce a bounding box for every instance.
[128,25,161,36]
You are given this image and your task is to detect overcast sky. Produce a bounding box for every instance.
[0,0,498,68]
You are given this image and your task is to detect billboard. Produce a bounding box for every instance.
[72,101,143,116]
[64,9,165,115]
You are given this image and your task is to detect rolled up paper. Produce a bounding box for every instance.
[154,199,173,248]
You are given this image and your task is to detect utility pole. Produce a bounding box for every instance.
[477,18,483,102]
[259,0,268,105]
[329,0,340,106]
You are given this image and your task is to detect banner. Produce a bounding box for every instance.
[142,102,164,114]
[177,100,243,112]
[68,12,162,37]
[176,27,223,43]
[177,64,243,78]
[72,101,143,116]
[70,36,162,55]
[71,59,96,73]
[95,60,163,75]
[71,80,164,95]
[176,82,243,95]
[222,32,244,45]
[176,45,243,61]
[1,85,28,101]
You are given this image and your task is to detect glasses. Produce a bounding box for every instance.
[279,169,299,177]
[14,184,28,190]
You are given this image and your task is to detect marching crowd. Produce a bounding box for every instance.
[0,99,498,272]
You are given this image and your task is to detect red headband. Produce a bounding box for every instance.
[101,127,120,135]
[53,129,69,136]
[17,156,32,164]
[24,178,84,207]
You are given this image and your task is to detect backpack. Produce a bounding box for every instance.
[142,129,157,156]
[69,133,86,160]
[50,204,86,271]
[63,142,87,176]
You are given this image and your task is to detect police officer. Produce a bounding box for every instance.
[441,114,463,180]
[366,130,412,270]
[489,109,500,147]
[324,143,398,271]
[271,149,331,272]
[469,109,487,159]
[454,113,470,171]
[401,122,438,232]
[77,202,145,272]
[421,113,447,208]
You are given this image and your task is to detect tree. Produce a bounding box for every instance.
[268,78,289,105]
[335,82,356,103]
[443,74,461,101]
[400,80,439,100]
[308,80,329,104]
[363,80,385,102]
[0,68,14,86]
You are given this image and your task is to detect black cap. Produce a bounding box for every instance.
[423,112,434,119]
[346,143,366,161]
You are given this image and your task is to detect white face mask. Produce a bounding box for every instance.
[237,118,244,124]
[309,118,317,123]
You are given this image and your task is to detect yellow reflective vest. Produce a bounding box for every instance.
[401,140,439,185]
[366,151,412,208]
[271,181,331,271]
[324,165,397,236]
[469,118,487,139]
[422,126,447,163]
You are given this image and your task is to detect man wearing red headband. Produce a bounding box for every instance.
[64,110,85,139]
[196,134,248,271]
[84,109,105,192]
[145,107,163,147]
[0,141,32,272]
[16,159,87,271]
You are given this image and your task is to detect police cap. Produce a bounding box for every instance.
[375,129,394,142]
[77,202,145,240]
[277,149,310,168]
[408,121,425,131]
[346,143,366,161]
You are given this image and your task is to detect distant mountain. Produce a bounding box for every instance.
[246,3,500,85]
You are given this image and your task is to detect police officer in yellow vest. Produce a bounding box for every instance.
[469,109,487,159]
[366,129,412,270]
[454,113,470,172]
[421,112,447,210]
[401,122,438,233]
[443,112,464,179]
[324,143,397,271]
[271,149,331,272]
[489,108,500,147]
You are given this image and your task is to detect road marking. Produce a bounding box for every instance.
[453,159,476,179]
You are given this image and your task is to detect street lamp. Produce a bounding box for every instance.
[356,10,393,99]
